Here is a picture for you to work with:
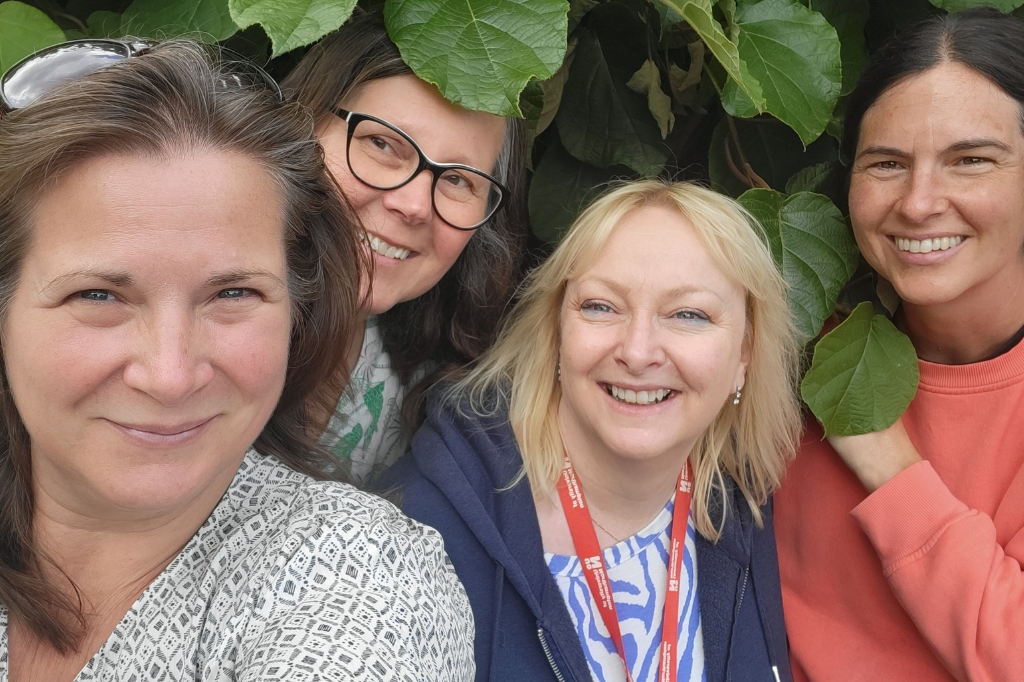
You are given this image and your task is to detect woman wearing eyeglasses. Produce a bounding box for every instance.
[283,8,528,484]
[0,40,473,681]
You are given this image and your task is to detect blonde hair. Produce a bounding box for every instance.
[450,180,801,540]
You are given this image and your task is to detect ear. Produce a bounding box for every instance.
[733,329,752,391]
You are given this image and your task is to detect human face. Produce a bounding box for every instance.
[317,74,507,315]
[557,205,749,466]
[2,151,292,521]
[849,62,1024,312]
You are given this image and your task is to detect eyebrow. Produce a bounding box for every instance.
[858,137,1014,159]
[581,277,724,302]
[41,268,285,293]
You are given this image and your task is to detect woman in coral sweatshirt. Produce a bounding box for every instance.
[775,8,1024,682]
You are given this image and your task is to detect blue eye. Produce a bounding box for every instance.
[580,301,614,315]
[674,309,708,322]
[79,289,115,302]
[217,288,249,299]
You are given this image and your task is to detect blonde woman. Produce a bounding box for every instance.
[383,180,802,682]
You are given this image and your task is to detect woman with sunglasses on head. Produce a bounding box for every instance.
[0,40,473,680]
[282,8,528,484]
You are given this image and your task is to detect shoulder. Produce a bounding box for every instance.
[230,454,476,680]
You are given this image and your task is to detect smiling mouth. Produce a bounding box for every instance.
[360,232,412,261]
[894,236,963,253]
[604,384,675,405]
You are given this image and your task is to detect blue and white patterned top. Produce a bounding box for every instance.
[545,499,705,682]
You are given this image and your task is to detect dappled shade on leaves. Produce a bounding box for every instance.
[0,1,65,74]
[722,0,841,145]
[121,0,238,42]
[555,29,668,176]
[801,302,919,436]
[528,141,635,243]
[385,0,569,116]
[738,188,858,340]
[229,0,355,57]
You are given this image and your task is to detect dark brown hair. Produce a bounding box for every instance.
[282,8,529,428]
[843,8,1024,164]
[0,40,363,652]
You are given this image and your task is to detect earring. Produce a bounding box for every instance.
[732,387,742,405]
[557,362,562,382]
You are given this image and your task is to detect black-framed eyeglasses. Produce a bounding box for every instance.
[1,39,282,112]
[333,108,509,231]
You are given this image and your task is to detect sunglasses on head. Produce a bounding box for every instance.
[1,39,282,112]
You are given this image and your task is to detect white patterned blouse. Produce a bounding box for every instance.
[0,450,475,681]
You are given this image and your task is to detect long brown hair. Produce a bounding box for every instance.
[282,7,529,428]
[0,40,363,652]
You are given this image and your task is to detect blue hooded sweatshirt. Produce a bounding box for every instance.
[381,396,792,682]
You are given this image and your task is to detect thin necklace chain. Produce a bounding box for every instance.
[591,516,624,545]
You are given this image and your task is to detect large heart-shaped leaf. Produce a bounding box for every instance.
[738,188,858,340]
[229,0,355,57]
[932,0,1024,10]
[555,29,668,176]
[384,0,569,117]
[121,0,238,41]
[804,0,868,96]
[722,0,841,145]
[801,302,920,436]
[0,2,64,75]
[528,141,635,243]
[657,0,765,111]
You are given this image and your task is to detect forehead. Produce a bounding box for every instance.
[860,62,1024,148]
[25,151,287,274]
[342,74,507,166]
[571,204,744,303]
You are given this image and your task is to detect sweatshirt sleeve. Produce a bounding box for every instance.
[851,461,1024,682]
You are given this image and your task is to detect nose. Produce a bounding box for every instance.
[895,165,949,223]
[122,309,214,406]
[616,314,665,373]
[380,169,435,225]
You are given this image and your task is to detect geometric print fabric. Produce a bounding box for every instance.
[0,450,475,681]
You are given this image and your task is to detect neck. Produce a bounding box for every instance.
[901,284,1024,364]
[557,406,687,543]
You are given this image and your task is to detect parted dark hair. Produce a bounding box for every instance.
[0,40,363,652]
[843,7,1024,163]
[281,7,529,428]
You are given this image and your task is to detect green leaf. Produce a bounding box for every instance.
[722,0,841,145]
[384,0,569,117]
[528,141,635,243]
[0,2,65,75]
[801,302,920,436]
[121,0,238,41]
[627,59,675,139]
[708,117,838,197]
[555,29,668,176]
[229,0,355,57]
[785,159,842,195]
[87,10,122,37]
[805,0,868,95]
[931,0,1024,11]
[738,188,858,340]
[657,0,766,110]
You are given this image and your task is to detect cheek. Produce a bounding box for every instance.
[212,310,292,400]
[429,228,475,271]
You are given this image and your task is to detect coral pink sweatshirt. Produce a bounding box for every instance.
[775,337,1024,682]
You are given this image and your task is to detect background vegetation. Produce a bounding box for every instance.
[2,0,1017,433]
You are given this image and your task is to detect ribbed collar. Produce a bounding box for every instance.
[918,333,1024,391]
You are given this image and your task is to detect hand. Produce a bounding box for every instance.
[827,418,923,492]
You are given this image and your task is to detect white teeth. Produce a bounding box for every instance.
[607,385,671,405]
[361,232,411,260]
[896,236,963,253]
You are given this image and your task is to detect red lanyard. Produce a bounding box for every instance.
[557,458,694,682]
